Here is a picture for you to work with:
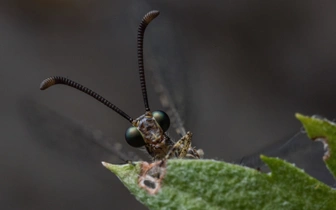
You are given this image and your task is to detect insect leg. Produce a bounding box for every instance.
[165,132,193,159]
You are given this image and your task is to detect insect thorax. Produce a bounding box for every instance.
[135,113,174,159]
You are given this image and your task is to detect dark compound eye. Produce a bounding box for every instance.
[152,110,170,132]
[125,127,145,148]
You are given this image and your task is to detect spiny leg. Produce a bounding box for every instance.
[165,132,193,159]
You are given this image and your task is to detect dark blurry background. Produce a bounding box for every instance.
[1,1,336,209]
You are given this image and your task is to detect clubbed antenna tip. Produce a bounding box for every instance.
[40,77,55,90]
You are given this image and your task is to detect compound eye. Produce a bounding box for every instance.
[125,127,145,148]
[152,110,170,132]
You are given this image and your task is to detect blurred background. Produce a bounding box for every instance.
[1,0,336,209]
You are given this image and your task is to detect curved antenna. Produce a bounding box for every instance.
[40,76,134,123]
[137,10,160,111]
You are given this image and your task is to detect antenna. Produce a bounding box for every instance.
[40,76,134,123]
[137,10,160,111]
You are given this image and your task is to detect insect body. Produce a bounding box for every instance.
[40,10,203,161]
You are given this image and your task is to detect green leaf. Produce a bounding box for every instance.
[295,113,336,178]
[103,114,336,210]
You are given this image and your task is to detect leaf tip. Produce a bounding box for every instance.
[260,154,270,162]
[295,113,307,121]
[101,161,118,174]
[101,161,108,167]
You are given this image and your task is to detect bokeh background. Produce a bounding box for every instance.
[1,1,336,209]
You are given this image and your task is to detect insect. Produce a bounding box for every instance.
[34,10,334,188]
[39,10,203,161]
